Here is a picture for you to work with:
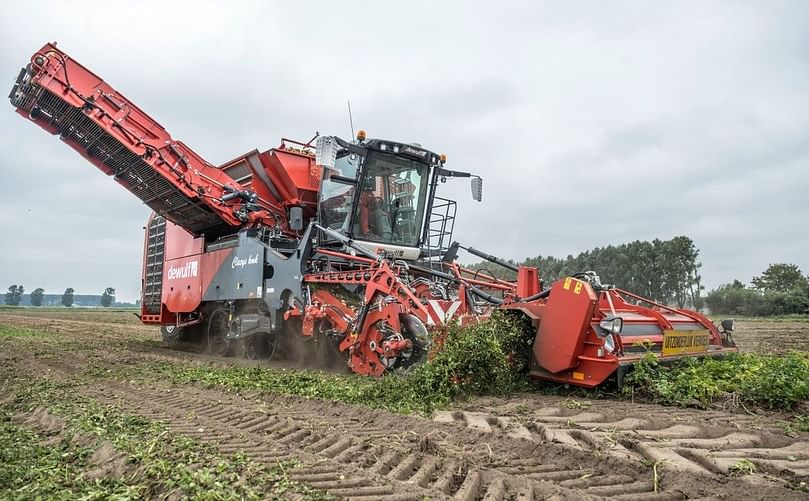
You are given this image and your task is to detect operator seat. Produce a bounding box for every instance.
[356,191,392,240]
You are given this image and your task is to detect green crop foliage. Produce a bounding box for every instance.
[0,413,143,500]
[149,311,535,415]
[623,351,809,410]
[1,376,331,500]
[138,314,808,414]
[728,459,757,476]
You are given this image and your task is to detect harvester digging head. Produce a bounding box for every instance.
[504,272,738,387]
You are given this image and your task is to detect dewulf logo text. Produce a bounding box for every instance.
[232,254,260,269]
[167,260,198,280]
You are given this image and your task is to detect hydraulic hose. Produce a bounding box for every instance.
[409,263,505,305]
[468,287,505,305]
[519,289,551,302]
[463,245,519,272]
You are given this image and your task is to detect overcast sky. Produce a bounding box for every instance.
[1,1,807,302]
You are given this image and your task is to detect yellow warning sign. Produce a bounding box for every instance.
[563,278,572,290]
[574,282,583,295]
[662,330,709,356]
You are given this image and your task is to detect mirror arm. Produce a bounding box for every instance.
[436,167,472,178]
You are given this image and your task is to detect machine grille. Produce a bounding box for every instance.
[143,216,166,315]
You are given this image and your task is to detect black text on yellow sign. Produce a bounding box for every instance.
[661,330,709,356]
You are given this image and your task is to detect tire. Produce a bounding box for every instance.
[161,325,180,346]
[206,309,230,356]
[237,332,278,360]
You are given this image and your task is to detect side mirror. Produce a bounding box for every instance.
[315,136,337,169]
[471,176,483,202]
[289,206,304,231]
[599,316,623,334]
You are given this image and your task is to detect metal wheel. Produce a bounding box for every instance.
[206,309,230,356]
[394,314,430,370]
[264,332,279,360]
[160,325,179,346]
[237,332,278,360]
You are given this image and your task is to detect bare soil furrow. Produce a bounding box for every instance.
[2,311,807,500]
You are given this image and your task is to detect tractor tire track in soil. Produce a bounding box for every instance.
[1,312,807,500]
[440,397,809,488]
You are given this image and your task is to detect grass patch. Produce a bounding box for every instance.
[2,376,331,500]
[623,351,809,410]
[0,325,49,338]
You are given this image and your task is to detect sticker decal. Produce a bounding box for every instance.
[563,278,572,290]
[167,260,198,280]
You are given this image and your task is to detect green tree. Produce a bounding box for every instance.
[100,287,116,307]
[706,269,809,316]
[61,288,74,307]
[5,285,24,306]
[468,235,703,307]
[656,236,702,308]
[30,288,45,307]
[752,263,809,293]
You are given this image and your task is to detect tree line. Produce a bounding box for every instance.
[469,236,704,308]
[468,235,809,316]
[704,263,809,316]
[4,286,117,307]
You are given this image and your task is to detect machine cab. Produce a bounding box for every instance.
[316,135,441,259]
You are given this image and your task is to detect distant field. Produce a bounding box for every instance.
[732,318,809,353]
[1,307,806,353]
[0,306,141,325]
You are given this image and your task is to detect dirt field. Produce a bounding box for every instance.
[732,317,809,354]
[1,310,807,500]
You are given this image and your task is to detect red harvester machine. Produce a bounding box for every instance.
[9,42,738,387]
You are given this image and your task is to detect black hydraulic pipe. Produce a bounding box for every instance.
[468,287,505,305]
[520,289,551,302]
[409,263,505,305]
[408,263,456,282]
[314,223,380,261]
[463,246,520,273]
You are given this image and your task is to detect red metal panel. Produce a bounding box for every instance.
[163,220,203,261]
[162,254,202,313]
[516,266,539,298]
[161,247,232,313]
[533,278,598,373]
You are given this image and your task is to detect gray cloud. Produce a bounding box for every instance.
[1,0,808,302]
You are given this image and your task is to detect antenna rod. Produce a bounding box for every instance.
[347,99,355,139]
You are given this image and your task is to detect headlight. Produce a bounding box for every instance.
[721,318,735,332]
[600,316,623,334]
[603,333,616,353]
